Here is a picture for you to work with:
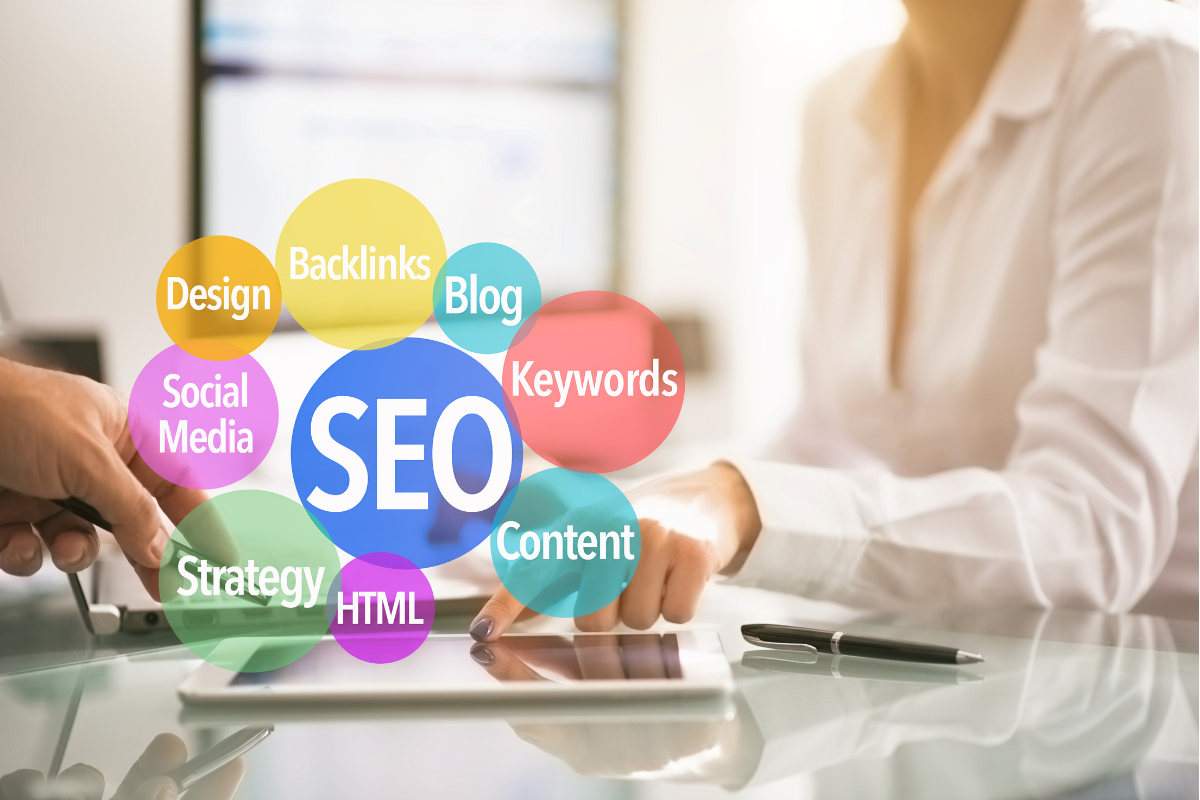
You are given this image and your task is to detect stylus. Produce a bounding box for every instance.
[742,623,984,665]
[57,497,117,636]
[53,496,270,606]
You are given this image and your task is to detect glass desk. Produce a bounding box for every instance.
[1,582,1195,800]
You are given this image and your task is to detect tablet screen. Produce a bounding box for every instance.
[231,633,683,688]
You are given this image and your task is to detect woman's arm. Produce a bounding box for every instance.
[728,29,1198,613]
[470,23,1198,638]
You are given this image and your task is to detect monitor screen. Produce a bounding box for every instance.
[198,0,619,300]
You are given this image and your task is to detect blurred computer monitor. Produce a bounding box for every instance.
[193,0,620,300]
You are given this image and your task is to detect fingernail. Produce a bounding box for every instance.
[469,617,493,642]
[59,538,87,570]
[16,540,38,562]
[150,530,168,564]
[470,645,495,666]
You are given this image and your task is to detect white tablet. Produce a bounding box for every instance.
[179,631,732,706]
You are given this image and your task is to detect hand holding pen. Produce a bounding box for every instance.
[0,358,210,599]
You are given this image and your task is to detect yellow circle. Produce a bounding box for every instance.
[156,236,281,361]
[275,180,447,350]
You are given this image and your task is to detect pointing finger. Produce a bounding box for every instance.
[470,585,527,642]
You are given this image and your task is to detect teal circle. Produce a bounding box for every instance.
[490,469,640,618]
[433,243,541,354]
[159,490,342,672]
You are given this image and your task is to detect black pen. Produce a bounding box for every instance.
[742,623,984,665]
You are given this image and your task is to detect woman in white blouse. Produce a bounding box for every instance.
[471,0,1199,642]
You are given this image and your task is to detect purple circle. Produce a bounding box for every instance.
[328,553,435,664]
[129,345,278,490]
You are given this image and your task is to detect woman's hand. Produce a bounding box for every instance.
[470,462,761,641]
[0,359,209,599]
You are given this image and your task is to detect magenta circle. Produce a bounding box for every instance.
[128,345,278,490]
[328,553,435,664]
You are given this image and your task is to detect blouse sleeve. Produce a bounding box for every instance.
[727,29,1198,612]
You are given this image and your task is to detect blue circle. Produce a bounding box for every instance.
[433,243,541,354]
[490,469,640,618]
[292,337,522,567]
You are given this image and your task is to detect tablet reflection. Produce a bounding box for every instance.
[469,633,682,682]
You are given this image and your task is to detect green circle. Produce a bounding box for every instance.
[159,490,342,672]
[490,469,641,618]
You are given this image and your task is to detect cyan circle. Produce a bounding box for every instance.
[490,469,640,618]
[433,243,541,354]
[292,337,522,567]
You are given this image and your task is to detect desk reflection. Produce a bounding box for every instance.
[483,611,1195,799]
[0,733,243,800]
[741,650,984,684]
[1,603,1192,799]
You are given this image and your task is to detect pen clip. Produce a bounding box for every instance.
[743,633,819,655]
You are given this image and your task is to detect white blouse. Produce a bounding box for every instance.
[729,0,1198,617]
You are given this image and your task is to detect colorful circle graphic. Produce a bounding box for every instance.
[275,179,447,350]
[327,553,435,664]
[491,469,640,618]
[128,345,278,490]
[504,292,685,473]
[159,490,342,672]
[433,243,541,354]
[156,236,281,361]
[291,337,522,567]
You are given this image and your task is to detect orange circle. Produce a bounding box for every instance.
[156,236,281,360]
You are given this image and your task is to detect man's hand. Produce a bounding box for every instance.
[0,359,209,598]
[0,733,244,800]
[469,462,761,641]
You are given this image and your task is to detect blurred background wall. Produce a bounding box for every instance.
[0,0,903,464]
[0,0,189,393]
